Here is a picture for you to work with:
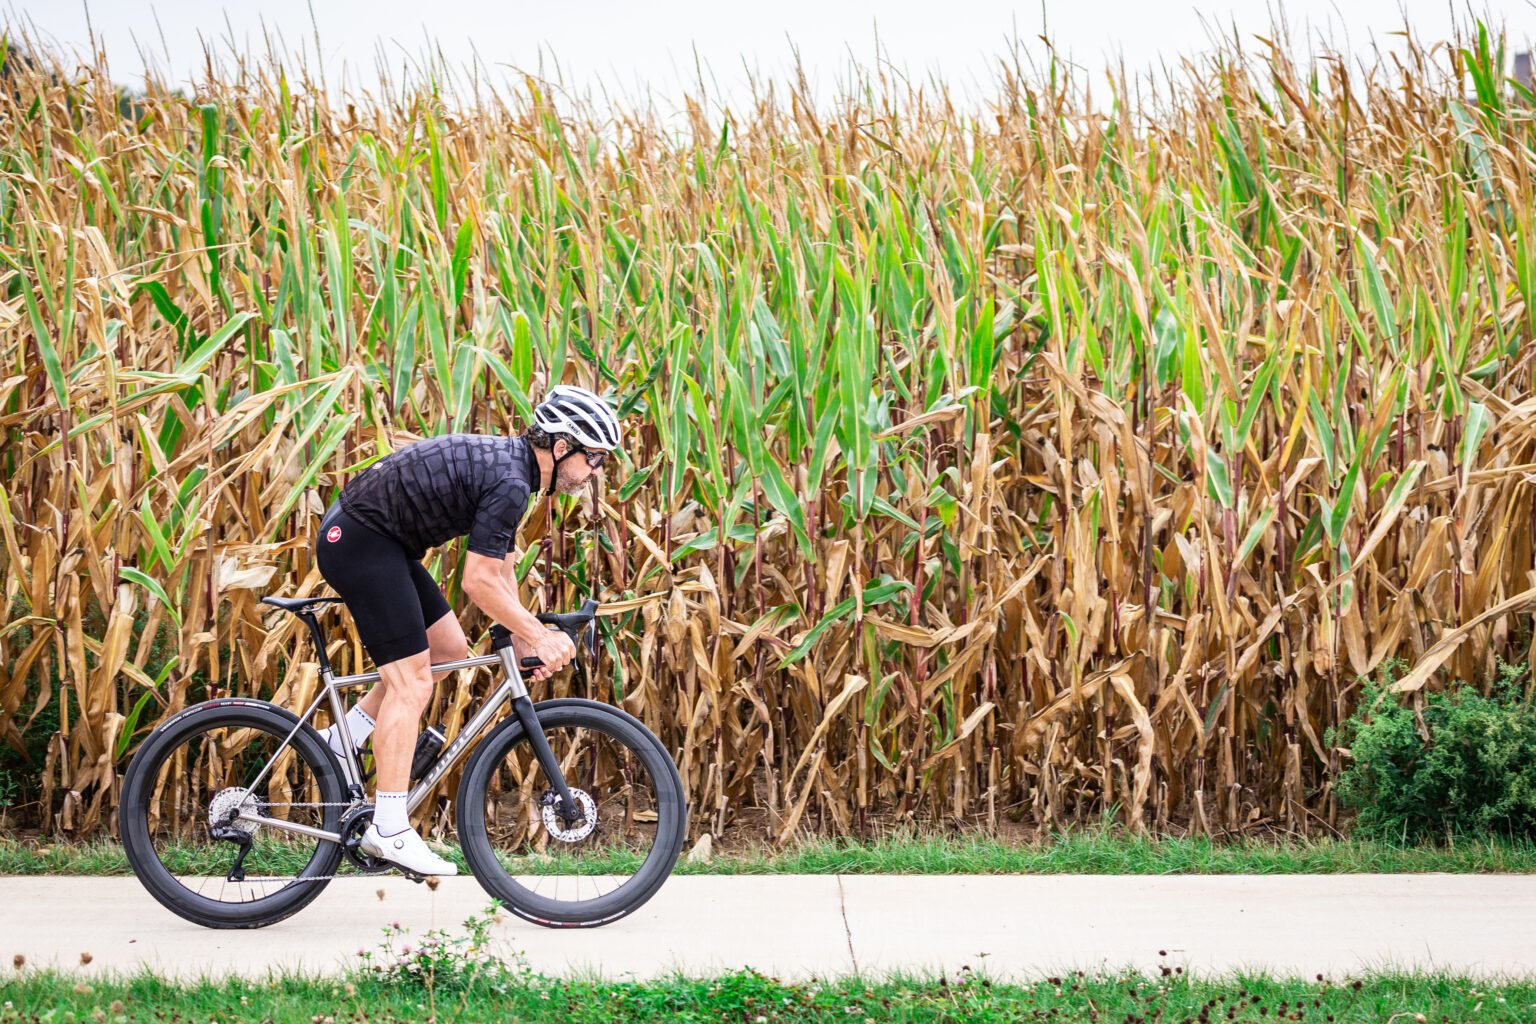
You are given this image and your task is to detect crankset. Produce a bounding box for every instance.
[337,805,436,884]
[338,805,392,874]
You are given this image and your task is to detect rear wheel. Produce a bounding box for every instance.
[119,700,347,929]
[455,699,686,927]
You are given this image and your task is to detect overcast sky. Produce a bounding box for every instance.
[6,1,1533,112]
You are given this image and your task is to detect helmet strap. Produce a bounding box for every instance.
[544,445,585,496]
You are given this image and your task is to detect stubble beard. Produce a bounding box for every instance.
[556,464,588,494]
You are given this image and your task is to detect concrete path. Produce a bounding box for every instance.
[3,874,1534,981]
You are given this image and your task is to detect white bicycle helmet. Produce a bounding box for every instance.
[534,385,621,450]
[532,385,621,495]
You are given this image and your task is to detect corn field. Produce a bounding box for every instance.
[3,22,1536,841]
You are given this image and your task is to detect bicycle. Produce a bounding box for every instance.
[118,596,687,930]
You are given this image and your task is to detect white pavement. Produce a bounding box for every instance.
[2,874,1534,982]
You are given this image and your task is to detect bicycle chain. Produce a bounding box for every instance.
[213,801,438,886]
[255,802,358,807]
[214,802,617,886]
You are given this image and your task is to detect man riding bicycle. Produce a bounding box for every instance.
[313,385,620,876]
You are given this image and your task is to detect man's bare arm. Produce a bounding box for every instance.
[462,551,574,680]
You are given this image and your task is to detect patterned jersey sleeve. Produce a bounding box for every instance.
[467,476,532,559]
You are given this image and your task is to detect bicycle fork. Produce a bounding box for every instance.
[493,630,584,827]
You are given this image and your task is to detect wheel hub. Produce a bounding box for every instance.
[207,787,261,836]
[541,788,598,842]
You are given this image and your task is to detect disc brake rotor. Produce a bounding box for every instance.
[541,788,598,842]
[208,787,261,836]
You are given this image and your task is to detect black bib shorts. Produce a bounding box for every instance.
[315,501,453,667]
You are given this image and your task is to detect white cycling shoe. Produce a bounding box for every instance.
[360,824,458,877]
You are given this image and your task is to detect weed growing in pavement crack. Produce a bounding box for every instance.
[352,899,535,1017]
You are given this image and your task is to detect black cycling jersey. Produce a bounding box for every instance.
[338,434,541,560]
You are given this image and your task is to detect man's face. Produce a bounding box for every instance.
[554,439,605,494]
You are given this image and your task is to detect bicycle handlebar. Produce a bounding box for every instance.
[488,599,600,672]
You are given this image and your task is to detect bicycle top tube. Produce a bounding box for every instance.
[325,652,504,689]
[265,591,596,681]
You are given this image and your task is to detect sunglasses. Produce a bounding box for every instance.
[579,448,609,468]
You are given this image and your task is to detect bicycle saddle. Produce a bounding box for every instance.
[261,596,345,614]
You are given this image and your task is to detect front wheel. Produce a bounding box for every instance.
[455,699,686,927]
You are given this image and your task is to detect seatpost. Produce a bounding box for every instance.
[298,612,334,675]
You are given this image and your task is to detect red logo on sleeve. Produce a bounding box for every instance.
[326,526,342,543]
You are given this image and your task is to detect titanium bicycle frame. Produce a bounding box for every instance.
[230,610,583,845]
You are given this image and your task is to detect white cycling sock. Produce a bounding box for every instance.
[373,791,410,835]
[320,705,376,757]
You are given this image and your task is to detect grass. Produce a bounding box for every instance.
[4,827,1535,877]
[2,967,1533,1023]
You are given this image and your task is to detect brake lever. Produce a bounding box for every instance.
[520,623,598,673]
[496,602,600,672]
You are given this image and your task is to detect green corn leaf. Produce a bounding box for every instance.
[870,495,921,531]
[1355,233,1400,354]
[671,527,719,561]
[178,312,255,378]
[780,580,912,667]
[1205,449,1234,508]
[1203,682,1230,740]
[968,297,996,391]
[452,217,474,310]
[18,272,67,411]
[509,309,533,390]
[120,567,181,629]
[616,462,655,502]
[1458,400,1492,468]
[1327,452,1363,548]
[1236,501,1277,565]
[265,412,360,537]
[1236,353,1277,450]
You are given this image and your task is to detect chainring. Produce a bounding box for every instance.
[339,805,393,873]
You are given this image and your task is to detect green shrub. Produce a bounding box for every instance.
[1330,660,1536,842]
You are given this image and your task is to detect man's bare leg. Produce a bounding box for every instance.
[361,646,458,875]
[350,611,468,726]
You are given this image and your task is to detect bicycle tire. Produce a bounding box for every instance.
[455,698,686,927]
[119,699,347,929]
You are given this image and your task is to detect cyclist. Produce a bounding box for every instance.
[312,385,620,876]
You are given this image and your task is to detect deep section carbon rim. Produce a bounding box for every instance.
[468,705,680,915]
[127,710,343,911]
